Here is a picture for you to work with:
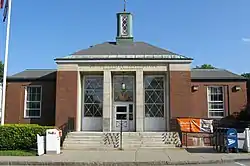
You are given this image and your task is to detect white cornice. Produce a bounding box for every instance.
[55,59,193,64]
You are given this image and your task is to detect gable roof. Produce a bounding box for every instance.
[55,42,192,60]
[191,69,246,80]
[7,68,247,81]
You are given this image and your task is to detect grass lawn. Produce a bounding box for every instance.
[0,150,37,156]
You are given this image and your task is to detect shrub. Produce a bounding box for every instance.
[0,124,53,150]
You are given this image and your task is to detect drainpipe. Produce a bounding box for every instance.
[167,63,171,131]
[227,85,230,117]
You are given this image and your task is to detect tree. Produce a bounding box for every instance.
[194,64,216,69]
[0,61,3,80]
[241,73,250,79]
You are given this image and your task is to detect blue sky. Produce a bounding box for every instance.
[0,0,249,75]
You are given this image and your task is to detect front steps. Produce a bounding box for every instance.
[63,132,181,150]
[63,132,112,150]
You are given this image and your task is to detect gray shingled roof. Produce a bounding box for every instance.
[72,42,179,55]
[55,42,191,60]
[7,69,246,81]
[8,69,56,80]
[191,69,246,80]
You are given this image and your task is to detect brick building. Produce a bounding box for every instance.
[0,10,247,134]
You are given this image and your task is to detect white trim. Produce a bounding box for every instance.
[55,59,192,64]
[76,71,82,132]
[207,86,225,118]
[24,85,42,119]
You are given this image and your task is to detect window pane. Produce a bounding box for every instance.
[26,109,40,117]
[116,114,127,120]
[209,111,224,117]
[84,104,93,117]
[84,90,103,103]
[113,76,134,102]
[25,86,42,117]
[84,76,103,117]
[116,106,127,112]
[26,101,40,109]
[207,86,224,117]
[144,76,165,117]
[27,87,41,102]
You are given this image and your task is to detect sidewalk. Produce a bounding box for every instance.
[0,147,250,165]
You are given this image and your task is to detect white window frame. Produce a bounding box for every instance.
[207,86,225,118]
[24,85,42,118]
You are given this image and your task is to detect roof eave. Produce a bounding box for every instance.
[191,78,248,82]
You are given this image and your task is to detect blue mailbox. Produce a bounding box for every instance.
[226,128,238,153]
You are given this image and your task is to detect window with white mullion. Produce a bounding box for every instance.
[207,86,224,118]
[24,86,42,118]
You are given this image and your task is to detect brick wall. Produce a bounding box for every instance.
[55,71,78,130]
[5,80,56,125]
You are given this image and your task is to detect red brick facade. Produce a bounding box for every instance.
[3,70,247,140]
[55,71,78,130]
[5,80,56,126]
[170,71,193,118]
[191,81,247,118]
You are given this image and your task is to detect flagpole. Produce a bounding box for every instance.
[1,0,12,125]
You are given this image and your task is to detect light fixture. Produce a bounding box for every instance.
[121,72,126,92]
[192,85,199,91]
[234,85,241,91]
[121,83,126,91]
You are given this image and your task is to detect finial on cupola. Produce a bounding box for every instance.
[124,0,127,12]
[116,0,133,44]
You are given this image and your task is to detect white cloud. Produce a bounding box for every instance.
[242,38,250,42]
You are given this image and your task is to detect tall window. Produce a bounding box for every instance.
[207,86,224,118]
[24,86,42,118]
[144,76,165,117]
[84,76,103,117]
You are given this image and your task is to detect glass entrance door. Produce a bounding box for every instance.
[115,105,129,131]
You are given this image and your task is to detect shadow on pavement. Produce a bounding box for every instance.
[185,147,218,154]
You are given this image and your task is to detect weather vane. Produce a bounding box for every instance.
[124,0,127,12]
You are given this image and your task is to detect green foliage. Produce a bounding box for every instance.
[241,73,250,79]
[194,64,216,69]
[0,61,3,79]
[0,124,53,150]
[0,150,36,156]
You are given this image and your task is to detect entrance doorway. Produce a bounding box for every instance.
[113,103,135,132]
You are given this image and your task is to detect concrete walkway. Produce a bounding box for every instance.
[0,147,250,165]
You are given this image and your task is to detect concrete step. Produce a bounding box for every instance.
[67,135,103,138]
[66,137,103,141]
[64,140,104,144]
[62,146,116,151]
[142,139,163,142]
